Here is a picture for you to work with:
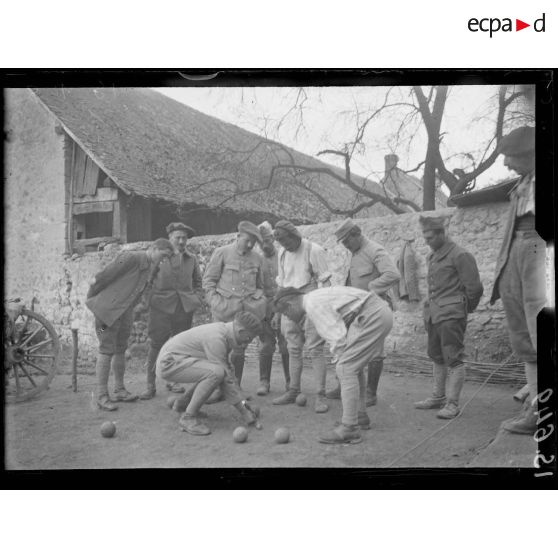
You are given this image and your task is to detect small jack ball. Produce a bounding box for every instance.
[233,426,249,443]
[100,421,116,438]
[295,393,307,406]
[275,427,290,444]
[166,395,178,409]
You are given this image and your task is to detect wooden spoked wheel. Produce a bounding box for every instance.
[4,309,60,403]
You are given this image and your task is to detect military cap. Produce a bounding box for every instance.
[274,220,301,238]
[419,215,446,232]
[166,222,196,237]
[335,218,360,241]
[237,220,263,244]
[498,126,535,156]
[234,311,263,335]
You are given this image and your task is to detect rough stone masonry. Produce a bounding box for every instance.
[41,202,513,368]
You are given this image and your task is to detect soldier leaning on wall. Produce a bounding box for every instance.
[86,238,174,411]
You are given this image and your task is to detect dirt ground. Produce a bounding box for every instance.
[5,359,525,469]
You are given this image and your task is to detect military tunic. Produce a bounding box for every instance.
[424,239,483,367]
[202,242,273,322]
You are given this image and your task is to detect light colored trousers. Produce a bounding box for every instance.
[281,314,326,394]
[337,297,393,426]
[156,354,243,409]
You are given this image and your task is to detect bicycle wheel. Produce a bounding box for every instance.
[4,309,60,403]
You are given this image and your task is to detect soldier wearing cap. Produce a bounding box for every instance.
[271,219,333,413]
[414,214,483,419]
[491,126,545,435]
[202,220,274,394]
[326,218,400,406]
[139,222,204,399]
[254,222,290,395]
[156,311,264,436]
[86,238,175,411]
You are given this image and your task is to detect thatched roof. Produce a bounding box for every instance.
[32,87,398,223]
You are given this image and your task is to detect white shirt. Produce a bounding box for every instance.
[276,238,331,289]
[302,286,375,356]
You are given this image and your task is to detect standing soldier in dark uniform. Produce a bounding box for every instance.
[491,126,545,435]
[202,221,274,396]
[256,222,290,395]
[414,215,483,419]
[326,218,400,406]
[140,222,204,400]
[86,239,174,410]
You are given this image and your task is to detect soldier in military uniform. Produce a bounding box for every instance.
[86,239,174,411]
[326,218,400,406]
[202,221,274,394]
[140,222,204,400]
[255,222,290,395]
[414,215,483,419]
[491,126,545,435]
[271,220,332,413]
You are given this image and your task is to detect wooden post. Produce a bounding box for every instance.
[67,142,76,253]
[71,328,78,392]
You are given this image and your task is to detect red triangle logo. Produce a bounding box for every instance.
[516,19,530,31]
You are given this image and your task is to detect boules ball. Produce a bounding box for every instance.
[233,426,249,443]
[166,395,178,409]
[295,393,307,407]
[274,427,290,444]
[100,421,116,438]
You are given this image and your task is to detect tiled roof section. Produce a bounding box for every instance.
[32,87,392,223]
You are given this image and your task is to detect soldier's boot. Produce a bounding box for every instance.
[502,403,538,435]
[366,360,383,407]
[139,345,159,400]
[231,353,246,388]
[437,364,465,419]
[257,353,273,396]
[414,363,447,409]
[281,351,291,392]
[273,348,301,404]
[112,353,138,402]
[95,353,118,411]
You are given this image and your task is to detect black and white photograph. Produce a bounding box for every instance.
[2,71,555,479]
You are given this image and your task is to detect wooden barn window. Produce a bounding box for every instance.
[67,140,126,252]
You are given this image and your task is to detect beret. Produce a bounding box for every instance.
[274,220,301,238]
[234,311,263,334]
[335,218,359,241]
[419,215,446,232]
[166,222,196,236]
[237,220,263,244]
[498,126,535,156]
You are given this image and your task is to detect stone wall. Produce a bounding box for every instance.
[47,202,512,366]
[4,88,68,310]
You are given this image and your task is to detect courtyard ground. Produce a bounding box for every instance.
[4,359,535,469]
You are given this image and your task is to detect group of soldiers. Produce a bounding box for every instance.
[85,125,544,444]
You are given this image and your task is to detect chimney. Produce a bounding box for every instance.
[384,153,399,177]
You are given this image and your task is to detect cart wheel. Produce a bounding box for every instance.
[4,309,60,403]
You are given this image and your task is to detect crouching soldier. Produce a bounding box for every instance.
[273,286,393,444]
[156,311,264,436]
[414,215,483,419]
[86,239,174,411]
